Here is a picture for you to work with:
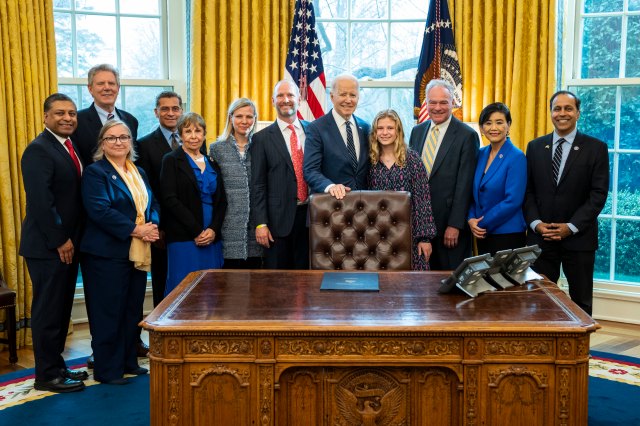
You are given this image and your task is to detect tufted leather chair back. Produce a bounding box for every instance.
[309,191,412,270]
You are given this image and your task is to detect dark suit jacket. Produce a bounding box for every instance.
[303,111,370,193]
[469,139,527,234]
[80,159,158,259]
[524,131,609,251]
[250,120,309,237]
[73,103,139,166]
[19,130,85,258]
[135,127,172,200]
[159,148,227,243]
[409,116,479,235]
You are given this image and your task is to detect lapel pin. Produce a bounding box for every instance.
[499,154,503,159]
[574,146,579,150]
[545,145,550,149]
[112,175,117,180]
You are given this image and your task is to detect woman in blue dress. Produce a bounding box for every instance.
[159,112,226,295]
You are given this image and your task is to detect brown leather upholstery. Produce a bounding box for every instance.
[0,273,17,364]
[309,190,412,270]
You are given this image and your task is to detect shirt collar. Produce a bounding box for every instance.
[277,117,301,132]
[160,126,179,143]
[553,127,577,145]
[45,127,68,144]
[431,115,452,133]
[331,109,355,128]
[93,103,118,123]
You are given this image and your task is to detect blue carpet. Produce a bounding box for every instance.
[1,352,638,425]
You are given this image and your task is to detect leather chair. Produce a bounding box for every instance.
[0,272,17,364]
[309,190,412,270]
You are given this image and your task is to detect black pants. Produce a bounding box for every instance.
[223,257,263,269]
[264,204,309,269]
[477,232,526,256]
[429,230,473,271]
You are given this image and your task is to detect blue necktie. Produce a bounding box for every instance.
[345,121,357,172]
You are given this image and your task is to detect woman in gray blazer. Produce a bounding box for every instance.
[209,98,263,268]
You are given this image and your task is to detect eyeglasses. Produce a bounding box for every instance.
[158,106,182,113]
[102,135,132,144]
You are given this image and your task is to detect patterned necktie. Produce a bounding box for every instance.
[64,139,82,177]
[107,113,115,121]
[345,120,357,172]
[552,138,566,184]
[421,125,439,175]
[288,124,308,202]
[170,132,180,150]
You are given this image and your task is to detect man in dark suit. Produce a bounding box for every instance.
[251,80,310,269]
[303,74,370,199]
[20,93,88,393]
[135,91,183,306]
[409,79,479,270]
[72,63,139,165]
[524,90,609,315]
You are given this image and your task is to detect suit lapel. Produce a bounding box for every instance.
[46,131,80,175]
[481,141,511,186]
[430,118,458,177]
[102,160,134,204]
[269,122,295,173]
[176,149,199,189]
[355,116,369,170]
[558,132,584,186]
[153,127,172,156]
[539,134,555,187]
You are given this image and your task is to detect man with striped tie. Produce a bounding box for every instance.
[524,90,609,315]
[303,74,371,200]
[72,64,139,166]
[409,79,479,270]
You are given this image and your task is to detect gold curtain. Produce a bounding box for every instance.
[451,0,556,150]
[0,0,57,349]
[190,0,294,143]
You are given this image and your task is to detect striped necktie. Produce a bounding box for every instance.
[552,138,566,184]
[107,113,114,121]
[421,125,439,175]
[170,133,180,150]
[345,121,358,172]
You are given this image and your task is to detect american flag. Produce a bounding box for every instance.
[413,0,463,123]
[284,0,326,121]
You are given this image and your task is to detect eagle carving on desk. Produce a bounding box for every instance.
[335,381,404,425]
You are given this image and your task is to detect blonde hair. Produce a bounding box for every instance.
[93,120,137,162]
[368,109,406,167]
[217,98,257,142]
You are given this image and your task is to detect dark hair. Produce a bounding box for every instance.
[155,91,183,108]
[478,102,512,127]
[44,93,76,112]
[177,112,207,136]
[549,90,581,111]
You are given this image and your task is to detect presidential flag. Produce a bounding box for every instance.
[413,0,463,123]
[284,0,326,121]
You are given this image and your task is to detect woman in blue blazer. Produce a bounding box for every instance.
[81,120,159,385]
[468,103,527,255]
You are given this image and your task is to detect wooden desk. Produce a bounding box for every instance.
[141,270,597,426]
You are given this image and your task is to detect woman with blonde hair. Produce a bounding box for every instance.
[209,98,263,268]
[368,109,436,270]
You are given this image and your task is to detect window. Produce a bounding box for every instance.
[53,0,185,136]
[562,0,640,284]
[316,0,428,133]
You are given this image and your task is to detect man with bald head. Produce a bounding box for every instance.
[251,80,310,269]
[409,79,479,270]
[303,74,370,199]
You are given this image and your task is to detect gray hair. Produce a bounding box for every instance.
[330,74,360,93]
[217,98,258,142]
[425,78,455,102]
[93,119,137,162]
[88,64,120,86]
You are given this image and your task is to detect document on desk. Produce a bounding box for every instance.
[320,272,379,291]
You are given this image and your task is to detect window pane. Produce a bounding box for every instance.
[319,22,348,76]
[390,0,427,19]
[594,218,611,280]
[626,17,640,77]
[584,0,623,13]
[389,88,416,136]
[75,0,115,13]
[119,0,160,15]
[120,17,162,78]
[54,0,71,10]
[122,86,171,137]
[388,22,423,81]
[54,12,73,78]
[357,88,389,125]
[581,17,621,78]
[602,153,613,215]
[75,14,117,77]
[620,86,640,149]
[351,0,388,19]
[351,22,388,78]
[630,0,640,11]
[316,0,348,19]
[571,86,616,149]
[615,220,640,283]
[58,85,82,106]
[617,154,640,216]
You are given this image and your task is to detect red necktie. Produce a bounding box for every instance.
[64,139,82,177]
[288,124,307,202]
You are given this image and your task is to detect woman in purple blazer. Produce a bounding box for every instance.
[468,103,527,255]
